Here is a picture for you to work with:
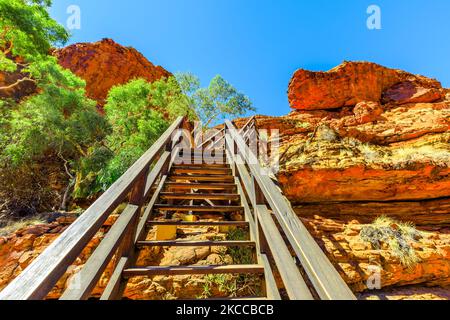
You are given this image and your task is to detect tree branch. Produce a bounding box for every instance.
[0,77,36,91]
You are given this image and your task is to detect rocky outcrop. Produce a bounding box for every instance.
[301,216,450,293]
[235,62,450,295]
[233,62,450,210]
[288,61,445,110]
[53,38,171,105]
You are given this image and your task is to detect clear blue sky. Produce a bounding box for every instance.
[49,0,450,117]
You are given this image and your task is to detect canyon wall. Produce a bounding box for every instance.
[54,38,171,106]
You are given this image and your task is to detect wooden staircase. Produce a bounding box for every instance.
[116,152,267,299]
[0,116,356,301]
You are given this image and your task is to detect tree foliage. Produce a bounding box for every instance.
[0,0,68,68]
[96,77,196,190]
[176,73,255,127]
[0,0,108,212]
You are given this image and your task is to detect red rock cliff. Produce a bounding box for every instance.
[53,38,171,105]
[288,61,445,110]
[235,61,450,224]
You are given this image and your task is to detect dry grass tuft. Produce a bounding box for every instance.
[360,216,423,268]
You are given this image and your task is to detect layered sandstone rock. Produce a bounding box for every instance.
[53,38,171,105]
[234,62,450,207]
[301,216,450,293]
[235,62,450,295]
[288,61,445,110]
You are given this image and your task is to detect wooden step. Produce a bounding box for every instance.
[154,204,244,213]
[197,296,268,301]
[168,175,234,182]
[165,183,236,191]
[147,221,249,227]
[172,167,232,175]
[159,192,240,201]
[123,264,265,277]
[137,240,255,247]
[176,157,227,163]
[172,163,229,168]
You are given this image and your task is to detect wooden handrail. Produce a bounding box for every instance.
[0,117,184,300]
[224,120,356,300]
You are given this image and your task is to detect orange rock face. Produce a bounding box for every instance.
[288,61,445,110]
[53,38,171,105]
[301,216,450,293]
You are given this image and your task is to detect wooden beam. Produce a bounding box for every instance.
[256,205,313,300]
[123,264,264,277]
[171,167,232,175]
[137,240,255,247]
[60,205,139,300]
[146,221,249,227]
[154,205,244,213]
[159,193,240,201]
[165,183,236,191]
[135,176,168,243]
[260,254,281,300]
[100,257,128,300]
[143,152,171,199]
[168,175,234,182]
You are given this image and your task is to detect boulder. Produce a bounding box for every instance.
[53,38,171,105]
[287,61,444,110]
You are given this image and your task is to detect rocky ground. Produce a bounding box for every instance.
[0,212,261,300]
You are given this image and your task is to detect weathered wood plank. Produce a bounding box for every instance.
[143,151,171,199]
[135,176,168,243]
[165,182,236,191]
[154,204,244,212]
[172,167,232,175]
[123,264,264,277]
[168,175,234,182]
[256,205,313,300]
[137,240,255,247]
[260,254,281,300]
[60,205,139,300]
[146,221,249,227]
[99,257,128,300]
[159,193,240,201]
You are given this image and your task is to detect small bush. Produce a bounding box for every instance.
[360,216,422,268]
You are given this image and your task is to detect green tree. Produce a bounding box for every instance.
[176,73,255,127]
[0,0,110,211]
[0,0,69,90]
[98,77,196,190]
